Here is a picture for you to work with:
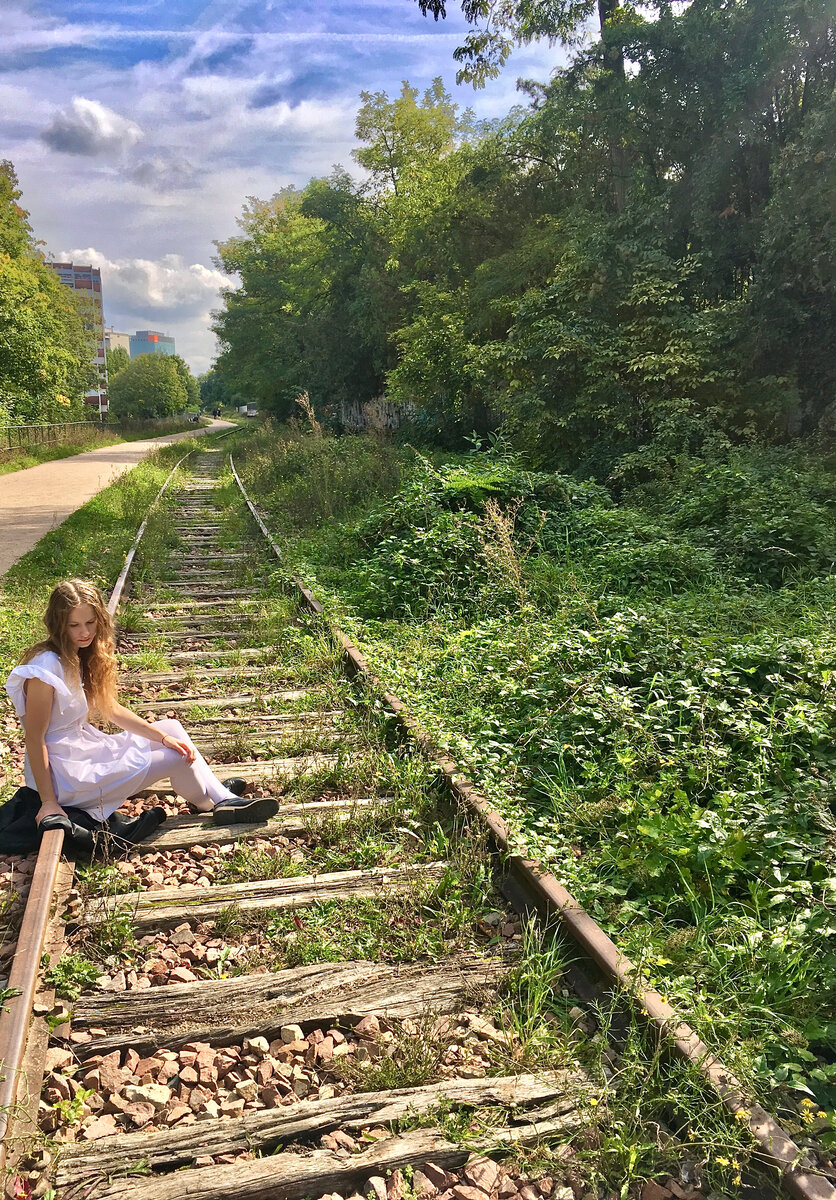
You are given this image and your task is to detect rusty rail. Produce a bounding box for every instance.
[0,832,64,1161]
[0,450,193,1174]
[107,451,193,617]
[229,453,836,1200]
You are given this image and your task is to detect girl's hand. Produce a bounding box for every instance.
[162,734,196,763]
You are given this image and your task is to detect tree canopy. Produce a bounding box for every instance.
[107,354,190,420]
[212,0,836,472]
[0,162,94,425]
[105,346,130,382]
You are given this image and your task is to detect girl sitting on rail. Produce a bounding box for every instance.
[5,579,278,840]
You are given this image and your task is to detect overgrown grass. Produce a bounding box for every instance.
[231,424,836,1149]
[0,418,211,476]
[213,863,499,970]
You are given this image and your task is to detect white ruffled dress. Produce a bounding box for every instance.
[5,649,152,820]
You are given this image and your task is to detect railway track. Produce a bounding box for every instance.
[1,446,834,1200]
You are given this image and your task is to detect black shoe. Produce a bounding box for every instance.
[221,777,248,797]
[106,807,167,848]
[212,796,279,825]
[37,813,96,850]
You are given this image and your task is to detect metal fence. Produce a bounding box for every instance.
[0,416,206,451]
[0,421,94,450]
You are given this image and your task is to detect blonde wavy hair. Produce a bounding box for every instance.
[21,579,118,719]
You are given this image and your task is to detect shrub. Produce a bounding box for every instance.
[640,449,836,586]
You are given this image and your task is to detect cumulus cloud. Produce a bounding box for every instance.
[41,97,143,156]
[63,248,227,315]
[125,156,199,191]
[57,248,228,371]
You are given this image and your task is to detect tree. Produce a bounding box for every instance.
[749,97,836,429]
[354,79,471,195]
[0,161,94,424]
[170,354,200,408]
[106,346,130,381]
[211,0,835,463]
[411,0,622,86]
[199,367,243,411]
[107,354,187,419]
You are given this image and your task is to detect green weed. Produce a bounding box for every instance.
[42,954,100,1001]
[262,873,502,969]
[335,1012,452,1092]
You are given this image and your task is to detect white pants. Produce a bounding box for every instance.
[139,719,238,807]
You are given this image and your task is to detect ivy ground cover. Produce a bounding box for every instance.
[230,424,836,1147]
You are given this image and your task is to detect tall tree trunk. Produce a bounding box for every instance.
[598,0,628,213]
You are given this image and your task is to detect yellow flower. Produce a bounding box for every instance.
[735,1109,749,1121]
[589,1096,599,1106]
[56,393,70,406]
[715,1156,730,1166]
[816,1111,827,1118]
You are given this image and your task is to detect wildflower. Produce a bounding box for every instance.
[816,1111,827,1119]
[715,1156,730,1166]
[735,1109,749,1121]
[589,1096,599,1106]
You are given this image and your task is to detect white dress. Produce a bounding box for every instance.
[5,650,152,820]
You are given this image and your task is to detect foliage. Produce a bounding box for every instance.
[199,366,245,411]
[212,83,474,422]
[107,353,188,419]
[105,346,130,382]
[236,425,836,1126]
[229,421,402,530]
[634,448,836,586]
[170,354,200,408]
[211,0,835,462]
[42,953,100,1001]
[411,0,613,86]
[750,94,836,427]
[0,161,94,425]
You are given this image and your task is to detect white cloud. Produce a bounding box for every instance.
[41,97,144,156]
[59,248,228,373]
[6,1,567,374]
[125,156,198,191]
[63,248,226,313]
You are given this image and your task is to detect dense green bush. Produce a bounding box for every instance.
[636,449,836,585]
[348,457,611,617]
[238,425,402,530]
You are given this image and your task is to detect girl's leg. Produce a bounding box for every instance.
[140,719,238,810]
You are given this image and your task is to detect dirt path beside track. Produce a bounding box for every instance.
[0,420,235,577]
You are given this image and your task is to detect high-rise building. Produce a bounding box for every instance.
[104,327,131,355]
[49,262,108,414]
[130,329,176,359]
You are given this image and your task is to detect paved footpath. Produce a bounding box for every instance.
[0,419,235,578]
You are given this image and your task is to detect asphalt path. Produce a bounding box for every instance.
[0,419,235,578]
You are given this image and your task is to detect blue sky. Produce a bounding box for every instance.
[3,0,564,370]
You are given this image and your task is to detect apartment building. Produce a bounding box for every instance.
[50,262,108,415]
